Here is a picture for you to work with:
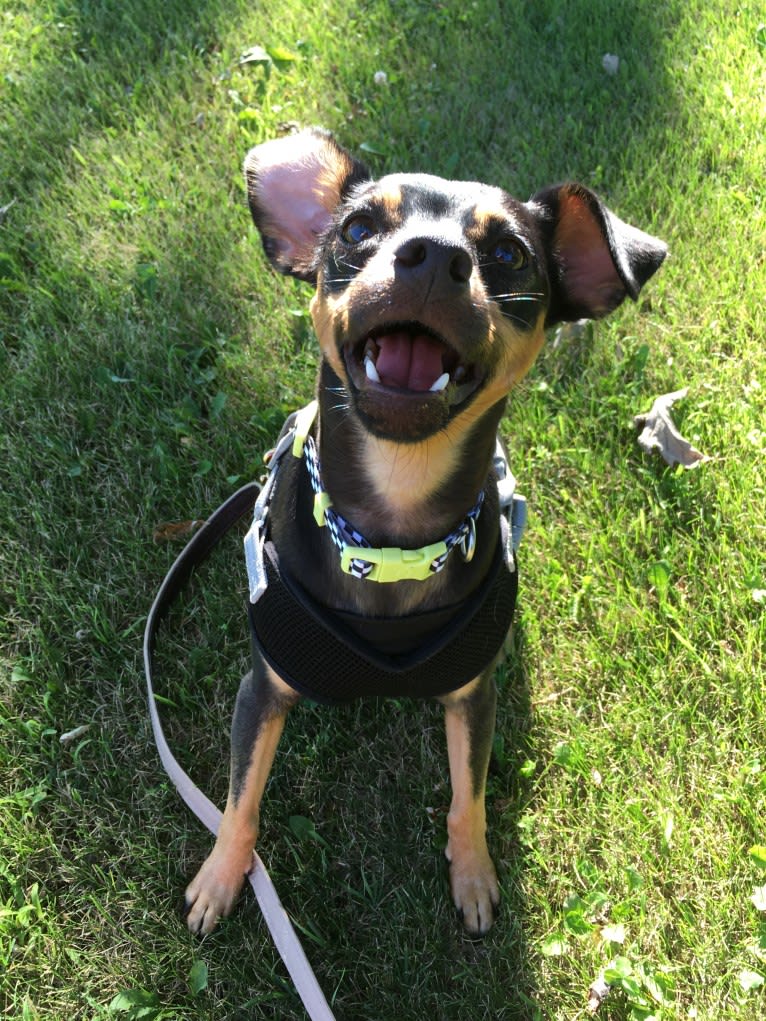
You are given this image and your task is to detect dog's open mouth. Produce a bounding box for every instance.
[344,323,483,406]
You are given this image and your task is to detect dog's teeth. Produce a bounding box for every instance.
[454,365,467,383]
[365,353,381,383]
[429,372,450,393]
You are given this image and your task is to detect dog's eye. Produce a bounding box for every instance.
[341,216,377,244]
[493,240,527,270]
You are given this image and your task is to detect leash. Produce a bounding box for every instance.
[143,481,336,1021]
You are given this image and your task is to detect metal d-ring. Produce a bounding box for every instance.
[459,517,477,563]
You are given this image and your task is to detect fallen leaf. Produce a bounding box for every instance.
[634,388,708,468]
[358,140,388,157]
[587,975,610,1013]
[738,968,765,992]
[0,197,18,223]
[601,923,626,944]
[59,724,90,745]
[239,45,272,70]
[153,519,206,542]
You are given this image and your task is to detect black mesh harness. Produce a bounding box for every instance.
[245,404,526,704]
[249,533,517,704]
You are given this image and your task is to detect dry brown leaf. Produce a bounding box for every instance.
[634,388,708,468]
[59,724,90,745]
[587,975,610,1014]
[153,519,206,543]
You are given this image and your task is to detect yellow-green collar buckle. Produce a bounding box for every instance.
[292,399,483,584]
[340,541,449,583]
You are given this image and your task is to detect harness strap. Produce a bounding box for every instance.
[143,482,336,1021]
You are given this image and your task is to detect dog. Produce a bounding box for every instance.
[184,128,666,937]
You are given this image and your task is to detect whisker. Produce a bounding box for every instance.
[499,311,538,328]
[489,292,544,302]
[323,276,356,286]
[332,255,361,275]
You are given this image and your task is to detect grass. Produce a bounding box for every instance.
[1,0,765,1017]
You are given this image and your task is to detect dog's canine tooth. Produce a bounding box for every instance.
[429,372,450,393]
[364,353,381,383]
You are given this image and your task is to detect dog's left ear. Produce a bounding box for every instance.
[530,183,667,326]
[244,128,370,282]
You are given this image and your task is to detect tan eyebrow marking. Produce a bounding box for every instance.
[372,184,404,223]
[465,203,511,244]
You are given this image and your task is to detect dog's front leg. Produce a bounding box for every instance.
[439,672,499,935]
[184,661,299,935]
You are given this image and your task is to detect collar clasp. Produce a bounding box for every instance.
[341,541,448,583]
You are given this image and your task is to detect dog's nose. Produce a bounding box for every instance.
[395,236,473,285]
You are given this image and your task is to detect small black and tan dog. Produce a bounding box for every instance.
[184,129,666,937]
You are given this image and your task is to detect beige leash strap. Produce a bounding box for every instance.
[143,483,336,1021]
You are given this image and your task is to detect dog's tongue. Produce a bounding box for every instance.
[375,332,444,391]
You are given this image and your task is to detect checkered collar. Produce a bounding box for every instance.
[301,430,484,584]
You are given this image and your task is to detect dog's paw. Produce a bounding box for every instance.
[446,844,500,936]
[184,844,253,935]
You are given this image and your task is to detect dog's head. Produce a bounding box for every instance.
[245,129,666,443]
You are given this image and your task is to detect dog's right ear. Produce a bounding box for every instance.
[244,128,370,282]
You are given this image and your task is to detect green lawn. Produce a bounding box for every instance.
[1,1,765,1018]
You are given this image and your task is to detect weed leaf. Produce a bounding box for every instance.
[267,45,300,63]
[564,908,592,935]
[604,956,633,982]
[289,815,320,842]
[625,866,644,890]
[188,959,209,995]
[646,560,671,603]
[210,391,228,419]
[540,934,568,956]
[749,845,766,870]
[109,988,161,1017]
